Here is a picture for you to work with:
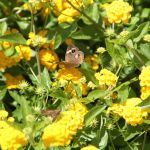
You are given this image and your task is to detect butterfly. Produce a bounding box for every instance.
[58,44,84,68]
[41,109,61,120]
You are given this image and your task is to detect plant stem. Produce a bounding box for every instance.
[116,123,133,150]
[28,3,35,33]
[108,130,116,150]
[142,131,147,150]
[35,48,41,82]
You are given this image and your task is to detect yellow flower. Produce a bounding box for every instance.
[122,98,148,126]
[58,8,80,23]
[57,67,83,83]
[39,49,59,70]
[85,54,99,70]
[2,41,11,49]
[4,73,24,89]
[107,104,124,116]
[42,102,87,147]
[143,34,150,42]
[0,51,20,70]
[96,47,106,54]
[0,121,28,150]
[0,110,8,120]
[139,66,150,99]
[54,0,93,23]
[15,45,32,61]
[81,145,99,150]
[108,98,148,126]
[27,32,46,47]
[65,83,88,97]
[101,0,133,24]
[95,69,118,87]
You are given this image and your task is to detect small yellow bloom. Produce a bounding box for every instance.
[39,49,59,70]
[139,66,150,99]
[96,47,106,54]
[27,32,47,47]
[81,145,99,150]
[4,73,24,89]
[7,117,15,122]
[0,110,8,120]
[85,54,99,70]
[143,34,150,42]
[15,45,32,61]
[2,41,11,49]
[101,0,133,24]
[0,51,20,70]
[95,69,118,87]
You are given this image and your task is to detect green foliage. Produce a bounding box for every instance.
[0,0,150,149]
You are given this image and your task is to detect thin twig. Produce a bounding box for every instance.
[142,131,147,150]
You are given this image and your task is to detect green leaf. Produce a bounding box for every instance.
[138,43,150,60]
[3,46,15,57]
[87,89,108,102]
[105,39,125,65]
[54,23,77,49]
[0,86,7,101]
[9,91,32,124]
[138,96,150,108]
[0,33,27,44]
[84,105,106,126]
[132,22,149,43]
[71,25,101,40]
[96,128,108,149]
[41,67,51,89]
[124,132,139,141]
[73,84,82,98]
[80,62,99,85]
[50,89,69,102]
[81,3,99,25]
[0,22,7,35]
[117,85,130,101]
[141,8,150,18]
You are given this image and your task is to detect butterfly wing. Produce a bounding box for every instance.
[65,45,84,67]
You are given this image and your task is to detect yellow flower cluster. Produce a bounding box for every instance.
[4,73,25,89]
[81,145,99,150]
[57,67,83,83]
[54,0,93,23]
[139,66,150,100]
[39,49,59,70]
[15,45,32,61]
[95,69,118,87]
[0,51,20,71]
[42,102,87,147]
[0,110,28,150]
[107,98,148,126]
[85,54,99,70]
[102,0,133,24]
[27,32,47,47]
[56,68,88,96]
